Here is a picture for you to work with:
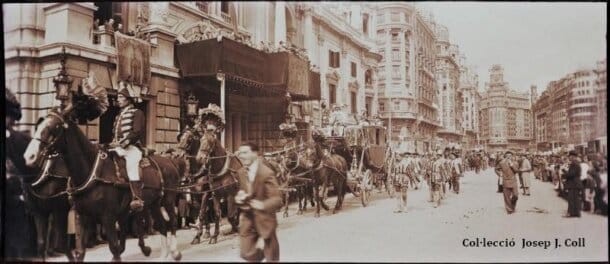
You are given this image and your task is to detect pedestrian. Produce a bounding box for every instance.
[495,151,520,214]
[393,152,409,213]
[431,150,445,208]
[580,155,595,212]
[519,154,533,195]
[449,152,462,194]
[235,142,282,262]
[563,150,583,218]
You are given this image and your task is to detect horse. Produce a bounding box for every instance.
[23,108,184,261]
[301,142,348,217]
[190,128,242,245]
[6,126,74,261]
[172,127,223,245]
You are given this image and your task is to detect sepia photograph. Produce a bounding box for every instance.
[2,1,607,262]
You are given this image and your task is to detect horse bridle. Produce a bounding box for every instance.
[33,111,68,158]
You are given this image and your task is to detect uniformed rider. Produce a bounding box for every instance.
[112,87,146,211]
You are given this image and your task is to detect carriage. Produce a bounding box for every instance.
[323,124,395,206]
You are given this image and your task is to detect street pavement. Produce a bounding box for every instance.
[49,168,608,262]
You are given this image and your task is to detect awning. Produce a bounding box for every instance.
[175,38,320,100]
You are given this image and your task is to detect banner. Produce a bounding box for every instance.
[115,32,151,88]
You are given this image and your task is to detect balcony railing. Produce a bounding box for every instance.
[221,12,232,24]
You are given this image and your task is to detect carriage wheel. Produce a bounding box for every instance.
[361,169,372,207]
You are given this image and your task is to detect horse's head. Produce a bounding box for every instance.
[24,108,71,167]
[301,142,320,169]
[196,129,218,165]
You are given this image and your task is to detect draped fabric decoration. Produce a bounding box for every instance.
[115,32,151,88]
[175,38,321,100]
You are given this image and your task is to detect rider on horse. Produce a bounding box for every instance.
[111,86,146,211]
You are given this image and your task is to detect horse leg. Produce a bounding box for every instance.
[33,212,49,260]
[226,193,239,235]
[191,193,208,245]
[52,209,73,260]
[101,216,121,262]
[320,182,330,211]
[162,194,182,261]
[332,178,343,214]
[313,184,321,218]
[209,196,221,244]
[117,213,130,255]
[135,210,151,257]
[297,186,304,215]
[309,184,316,208]
[283,191,290,218]
[150,204,169,260]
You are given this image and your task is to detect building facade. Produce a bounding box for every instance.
[433,23,463,147]
[459,61,480,150]
[373,3,439,153]
[532,59,607,154]
[478,65,532,152]
[4,2,380,153]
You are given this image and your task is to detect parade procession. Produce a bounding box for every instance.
[3,2,608,263]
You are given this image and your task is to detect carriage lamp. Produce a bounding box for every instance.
[186,93,199,117]
[53,46,73,106]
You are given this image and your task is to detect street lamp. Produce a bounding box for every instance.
[53,46,73,109]
[186,93,199,117]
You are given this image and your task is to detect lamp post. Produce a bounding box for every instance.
[53,46,73,110]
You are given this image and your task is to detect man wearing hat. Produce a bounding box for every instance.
[393,151,410,213]
[111,86,146,211]
[430,150,446,208]
[563,150,583,217]
[495,151,520,214]
[519,153,533,195]
[449,152,462,194]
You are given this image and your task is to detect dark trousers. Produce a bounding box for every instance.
[451,175,460,193]
[239,217,280,262]
[566,188,582,217]
[503,186,518,213]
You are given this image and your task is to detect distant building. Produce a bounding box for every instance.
[479,65,532,152]
[459,61,480,150]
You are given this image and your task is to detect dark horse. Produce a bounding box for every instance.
[173,127,221,245]
[23,108,184,261]
[190,129,242,245]
[265,145,316,217]
[6,126,74,261]
[301,141,348,217]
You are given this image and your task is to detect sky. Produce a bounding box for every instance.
[415,2,607,94]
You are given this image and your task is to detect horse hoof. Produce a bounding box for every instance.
[191,238,201,245]
[112,256,121,262]
[141,246,152,257]
[172,251,182,261]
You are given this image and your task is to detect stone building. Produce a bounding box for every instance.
[4,2,381,153]
[433,22,464,147]
[373,3,440,152]
[568,69,598,148]
[593,58,607,154]
[478,65,532,152]
[459,60,480,150]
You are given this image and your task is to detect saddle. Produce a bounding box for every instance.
[108,151,160,186]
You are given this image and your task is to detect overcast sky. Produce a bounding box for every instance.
[415,2,607,94]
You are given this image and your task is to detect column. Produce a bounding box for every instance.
[217,73,226,147]
[303,7,315,62]
[340,49,349,105]
[274,1,286,46]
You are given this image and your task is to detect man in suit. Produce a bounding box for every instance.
[495,151,520,214]
[563,150,583,217]
[235,142,283,262]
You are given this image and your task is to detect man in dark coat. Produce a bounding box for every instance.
[235,142,283,262]
[495,151,520,214]
[563,150,583,217]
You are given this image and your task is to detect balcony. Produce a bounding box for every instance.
[379,111,417,120]
[221,12,232,24]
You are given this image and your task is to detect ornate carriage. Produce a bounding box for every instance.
[324,123,395,206]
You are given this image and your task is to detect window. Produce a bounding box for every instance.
[362,14,369,34]
[392,66,400,79]
[392,49,400,61]
[351,91,357,113]
[351,62,357,77]
[394,101,400,110]
[94,2,125,32]
[329,84,337,105]
[195,2,209,13]
[365,97,372,116]
[391,33,399,42]
[329,50,340,68]
[221,2,229,14]
[379,102,385,112]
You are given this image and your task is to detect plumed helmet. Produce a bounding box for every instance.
[6,88,22,121]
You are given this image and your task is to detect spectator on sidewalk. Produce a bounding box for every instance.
[563,151,583,218]
[495,151,520,214]
[519,154,533,196]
